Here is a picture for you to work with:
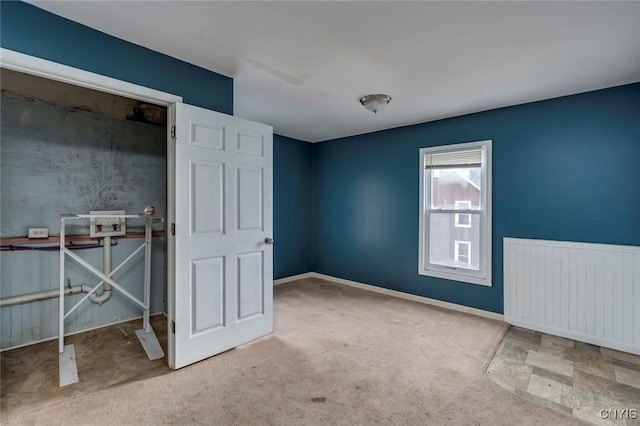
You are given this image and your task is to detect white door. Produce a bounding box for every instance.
[167,102,273,369]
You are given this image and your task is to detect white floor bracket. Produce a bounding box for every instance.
[135,328,165,361]
[59,344,79,387]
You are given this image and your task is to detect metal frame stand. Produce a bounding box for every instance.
[58,213,164,386]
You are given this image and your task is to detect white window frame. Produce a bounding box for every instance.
[454,240,471,265]
[418,140,492,286]
[454,201,472,228]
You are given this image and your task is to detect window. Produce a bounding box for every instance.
[454,201,471,228]
[454,241,471,264]
[418,140,492,286]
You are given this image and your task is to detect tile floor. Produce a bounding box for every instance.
[487,327,640,426]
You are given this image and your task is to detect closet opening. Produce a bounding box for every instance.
[1,67,172,411]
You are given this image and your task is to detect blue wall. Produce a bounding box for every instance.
[313,83,640,314]
[273,135,314,278]
[1,1,314,282]
[3,2,638,315]
[0,1,314,348]
[0,1,233,114]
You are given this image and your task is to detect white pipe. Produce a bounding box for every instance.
[1,285,92,307]
[66,243,146,317]
[65,248,146,310]
[87,287,111,305]
[143,217,152,333]
[1,236,116,308]
[87,237,112,305]
[103,236,112,292]
[59,218,66,354]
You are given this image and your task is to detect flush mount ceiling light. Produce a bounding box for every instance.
[359,94,391,114]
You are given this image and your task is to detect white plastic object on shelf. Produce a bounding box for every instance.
[89,210,126,237]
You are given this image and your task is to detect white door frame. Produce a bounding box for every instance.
[1,47,183,364]
[0,48,182,106]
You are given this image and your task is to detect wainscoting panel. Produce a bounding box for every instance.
[504,237,640,355]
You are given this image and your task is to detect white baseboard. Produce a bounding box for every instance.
[276,272,504,321]
[273,272,316,286]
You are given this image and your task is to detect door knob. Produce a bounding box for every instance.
[264,237,274,245]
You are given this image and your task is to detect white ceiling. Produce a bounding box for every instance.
[28,1,640,143]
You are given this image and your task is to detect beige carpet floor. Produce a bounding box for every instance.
[4,278,585,425]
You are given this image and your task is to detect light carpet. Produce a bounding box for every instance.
[6,278,585,425]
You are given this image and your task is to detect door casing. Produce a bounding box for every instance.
[1,47,182,358]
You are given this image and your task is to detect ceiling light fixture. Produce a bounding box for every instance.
[359,94,391,113]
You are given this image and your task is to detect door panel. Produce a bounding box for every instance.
[237,166,263,231]
[191,161,225,235]
[191,257,225,334]
[237,252,264,319]
[236,132,264,156]
[190,122,224,150]
[169,102,273,369]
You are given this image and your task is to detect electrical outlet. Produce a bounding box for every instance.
[28,228,49,239]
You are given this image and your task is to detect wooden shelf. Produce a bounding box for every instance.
[0,231,166,246]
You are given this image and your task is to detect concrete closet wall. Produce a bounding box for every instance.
[0,70,167,349]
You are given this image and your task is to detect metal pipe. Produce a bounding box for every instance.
[143,217,151,333]
[65,248,147,310]
[87,288,112,305]
[0,240,115,307]
[59,218,66,354]
[1,284,92,307]
[64,243,147,318]
[87,236,112,305]
[103,236,112,292]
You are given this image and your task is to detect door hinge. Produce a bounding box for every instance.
[171,125,176,139]
[171,320,175,334]
[171,223,175,235]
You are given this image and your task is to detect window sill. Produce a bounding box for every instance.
[419,268,492,287]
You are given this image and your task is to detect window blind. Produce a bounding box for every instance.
[425,148,482,169]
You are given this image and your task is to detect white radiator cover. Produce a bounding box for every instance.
[504,238,640,355]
